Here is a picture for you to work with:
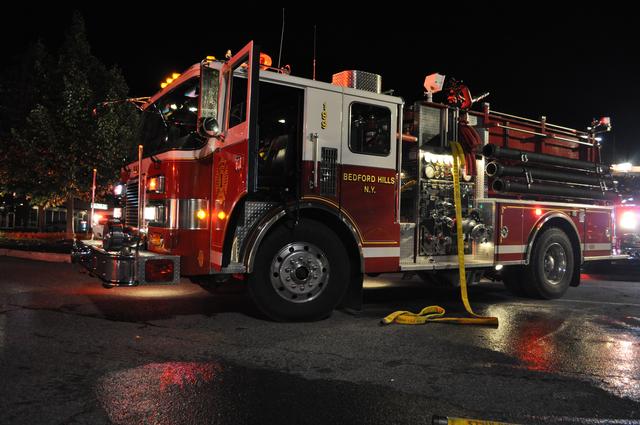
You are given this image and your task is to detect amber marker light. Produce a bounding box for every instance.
[160,72,180,89]
[217,211,226,220]
[146,176,164,193]
[196,209,207,220]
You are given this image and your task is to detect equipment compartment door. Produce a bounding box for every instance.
[210,42,260,270]
[584,209,613,258]
[340,95,399,272]
[497,204,525,263]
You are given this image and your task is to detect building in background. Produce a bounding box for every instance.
[0,194,100,233]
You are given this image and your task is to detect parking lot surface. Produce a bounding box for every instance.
[1,256,639,424]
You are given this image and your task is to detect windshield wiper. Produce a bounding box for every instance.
[151,103,169,138]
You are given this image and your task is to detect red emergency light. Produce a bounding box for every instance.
[259,53,273,69]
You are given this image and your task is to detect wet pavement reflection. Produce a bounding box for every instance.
[97,360,434,425]
[365,276,640,404]
[483,304,640,402]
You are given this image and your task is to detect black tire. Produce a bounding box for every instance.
[502,266,526,296]
[248,218,350,321]
[523,228,574,299]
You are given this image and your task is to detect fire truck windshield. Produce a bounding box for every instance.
[139,77,202,156]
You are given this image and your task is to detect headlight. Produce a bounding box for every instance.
[144,204,166,224]
[620,211,638,230]
[143,200,207,229]
[144,207,158,221]
[113,184,124,196]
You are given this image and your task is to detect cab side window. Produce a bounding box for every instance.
[349,103,391,156]
[228,75,247,128]
[256,81,304,190]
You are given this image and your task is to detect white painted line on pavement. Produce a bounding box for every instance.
[490,299,640,309]
[556,298,640,308]
[526,416,640,424]
[582,284,640,289]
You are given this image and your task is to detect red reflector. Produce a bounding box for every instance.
[145,259,174,282]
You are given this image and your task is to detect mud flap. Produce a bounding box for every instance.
[339,273,363,316]
[570,265,581,287]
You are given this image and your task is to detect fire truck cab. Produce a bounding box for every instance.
[73,42,624,321]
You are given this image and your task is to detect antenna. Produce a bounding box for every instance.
[277,8,285,69]
[313,25,317,80]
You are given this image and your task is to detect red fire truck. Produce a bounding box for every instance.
[72,41,624,321]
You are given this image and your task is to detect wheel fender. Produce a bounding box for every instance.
[525,212,582,265]
[242,203,364,274]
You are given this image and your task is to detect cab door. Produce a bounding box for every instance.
[340,95,400,271]
[210,42,260,270]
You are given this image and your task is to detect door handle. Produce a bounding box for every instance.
[310,132,319,189]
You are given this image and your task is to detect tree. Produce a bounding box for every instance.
[0,39,59,229]
[0,11,139,236]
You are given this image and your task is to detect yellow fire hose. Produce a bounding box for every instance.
[382,142,498,327]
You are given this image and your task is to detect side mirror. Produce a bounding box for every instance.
[198,117,223,139]
[199,61,221,140]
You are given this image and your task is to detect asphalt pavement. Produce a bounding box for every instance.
[1,256,639,424]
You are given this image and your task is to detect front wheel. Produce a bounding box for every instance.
[248,218,350,321]
[524,228,574,299]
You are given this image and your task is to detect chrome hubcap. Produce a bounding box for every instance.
[543,242,567,285]
[270,242,329,303]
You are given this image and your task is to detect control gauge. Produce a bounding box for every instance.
[424,163,435,179]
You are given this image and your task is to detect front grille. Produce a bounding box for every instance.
[125,180,139,227]
[320,147,337,195]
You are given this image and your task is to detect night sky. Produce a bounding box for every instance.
[4,6,639,163]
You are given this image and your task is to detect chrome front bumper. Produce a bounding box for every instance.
[71,239,181,287]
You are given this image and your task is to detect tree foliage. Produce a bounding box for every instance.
[0,11,139,217]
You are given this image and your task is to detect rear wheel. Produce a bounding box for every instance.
[248,218,350,321]
[523,228,574,299]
